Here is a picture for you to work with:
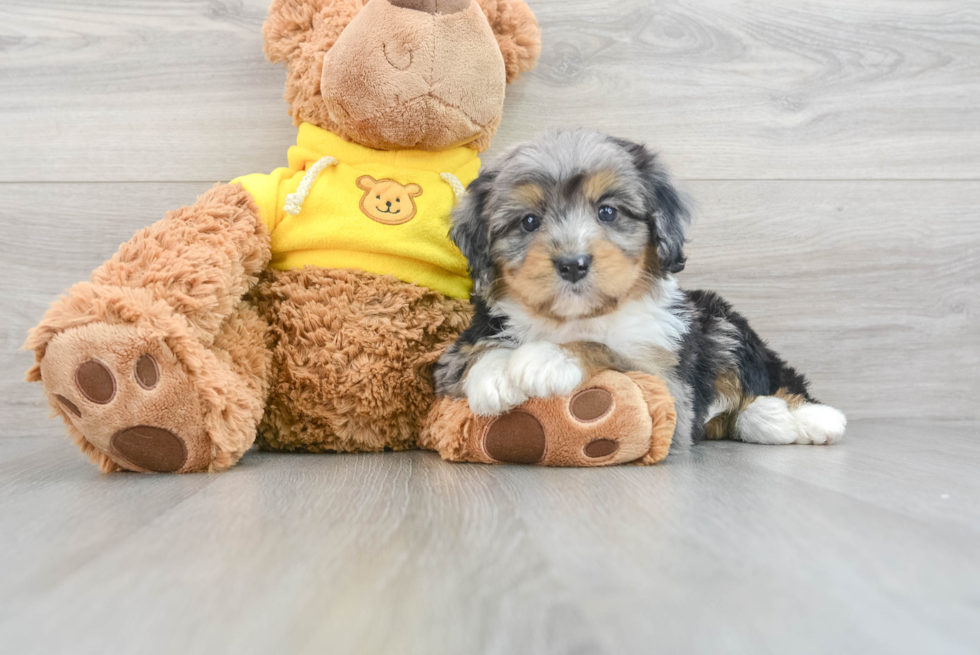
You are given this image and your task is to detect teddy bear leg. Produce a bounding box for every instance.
[36,301,271,473]
[422,370,677,467]
[25,184,272,473]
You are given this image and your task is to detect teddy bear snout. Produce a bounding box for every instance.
[388,0,470,15]
[320,0,506,151]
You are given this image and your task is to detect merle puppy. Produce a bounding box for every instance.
[434,129,846,449]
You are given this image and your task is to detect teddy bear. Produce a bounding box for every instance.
[26,0,677,473]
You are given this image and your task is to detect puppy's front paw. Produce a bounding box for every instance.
[464,349,527,416]
[507,342,585,399]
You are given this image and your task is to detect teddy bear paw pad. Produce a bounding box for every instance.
[111,426,187,473]
[483,411,546,464]
[583,438,619,459]
[465,371,654,467]
[39,323,210,473]
[569,388,614,422]
[75,360,117,404]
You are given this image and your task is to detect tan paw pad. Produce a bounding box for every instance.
[483,411,546,464]
[135,354,160,390]
[473,371,655,467]
[569,388,614,422]
[110,426,187,473]
[75,360,116,404]
[583,438,619,459]
[40,323,210,473]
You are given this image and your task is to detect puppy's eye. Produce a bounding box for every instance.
[396,198,400,203]
[598,205,617,223]
[521,214,541,233]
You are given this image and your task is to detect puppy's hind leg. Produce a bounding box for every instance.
[791,401,847,445]
[735,394,846,446]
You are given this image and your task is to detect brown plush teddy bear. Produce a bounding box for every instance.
[25,0,676,473]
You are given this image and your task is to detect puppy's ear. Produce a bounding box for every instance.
[263,0,368,64]
[475,0,542,83]
[615,138,691,274]
[450,169,498,297]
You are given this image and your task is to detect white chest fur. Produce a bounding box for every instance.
[492,277,690,362]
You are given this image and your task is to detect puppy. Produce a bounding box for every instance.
[434,129,846,448]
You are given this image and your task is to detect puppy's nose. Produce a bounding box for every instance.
[388,0,470,15]
[386,201,392,207]
[555,255,593,284]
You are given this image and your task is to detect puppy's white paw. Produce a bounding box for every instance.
[793,403,847,445]
[736,396,800,445]
[507,342,585,399]
[464,349,527,416]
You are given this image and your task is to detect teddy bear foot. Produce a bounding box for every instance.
[480,385,640,466]
[423,370,677,467]
[38,322,217,473]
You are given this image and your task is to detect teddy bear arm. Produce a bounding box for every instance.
[27,183,270,360]
[25,183,273,473]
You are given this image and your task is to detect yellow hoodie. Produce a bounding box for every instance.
[233,123,479,300]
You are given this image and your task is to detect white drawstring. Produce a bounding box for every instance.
[284,156,338,215]
[283,156,467,216]
[440,172,467,198]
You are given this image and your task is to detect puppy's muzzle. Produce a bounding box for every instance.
[555,255,592,284]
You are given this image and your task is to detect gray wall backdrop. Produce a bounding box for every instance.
[2,0,977,438]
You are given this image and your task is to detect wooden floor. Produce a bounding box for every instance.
[1,0,978,653]
[2,421,980,654]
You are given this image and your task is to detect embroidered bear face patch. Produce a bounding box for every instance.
[356,176,423,225]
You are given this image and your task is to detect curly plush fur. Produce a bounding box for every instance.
[478,0,542,84]
[251,267,472,453]
[263,0,368,134]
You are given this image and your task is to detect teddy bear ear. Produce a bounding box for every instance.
[475,0,542,84]
[356,175,377,191]
[263,0,369,64]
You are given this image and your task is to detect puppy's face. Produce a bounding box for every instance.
[493,164,652,320]
[452,130,690,321]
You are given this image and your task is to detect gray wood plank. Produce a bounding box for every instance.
[520,0,980,180]
[679,180,980,422]
[488,420,980,654]
[0,450,608,655]
[0,0,291,182]
[726,418,980,534]
[0,421,978,654]
[2,181,976,437]
[1,0,978,182]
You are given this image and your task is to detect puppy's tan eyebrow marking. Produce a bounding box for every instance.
[512,183,545,207]
[583,170,620,204]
